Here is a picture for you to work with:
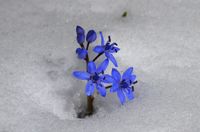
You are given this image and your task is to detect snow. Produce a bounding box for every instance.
[0,0,200,131]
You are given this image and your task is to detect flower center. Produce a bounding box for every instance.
[120,81,129,88]
[105,43,111,51]
[92,73,100,82]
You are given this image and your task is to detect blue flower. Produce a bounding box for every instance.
[76,48,88,59]
[110,67,136,104]
[93,32,120,67]
[86,30,97,43]
[73,59,112,97]
[76,26,85,44]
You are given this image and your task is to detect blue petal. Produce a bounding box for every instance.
[101,74,113,83]
[96,59,109,73]
[114,47,120,52]
[86,30,97,43]
[87,61,96,74]
[111,68,121,82]
[122,67,133,80]
[77,34,85,44]
[106,53,118,67]
[76,48,81,54]
[73,71,90,80]
[93,46,104,53]
[76,25,85,35]
[124,88,134,100]
[117,89,126,105]
[100,32,105,46]
[85,81,95,96]
[96,84,106,97]
[130,75,136,83]
[76,48,87,59]
[110,82,119,92]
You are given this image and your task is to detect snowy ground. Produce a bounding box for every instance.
[0,0,200,131]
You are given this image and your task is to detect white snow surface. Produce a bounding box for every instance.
[0,0,200,131]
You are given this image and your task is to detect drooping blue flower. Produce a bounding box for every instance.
[76,26,85,44]
[73,59,112,97]
[76,48,88,59]
[110,67,136,104]
[86,30,97,43]
[93,32,120,67]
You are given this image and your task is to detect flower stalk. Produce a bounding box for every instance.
[86,96,94,115]
[93,52,103,62]
[85,41,93,115]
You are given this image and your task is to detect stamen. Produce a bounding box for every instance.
[108,36,111,42]
[132,86,134,91]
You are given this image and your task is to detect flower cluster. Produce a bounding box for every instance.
[73,25,137,105]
